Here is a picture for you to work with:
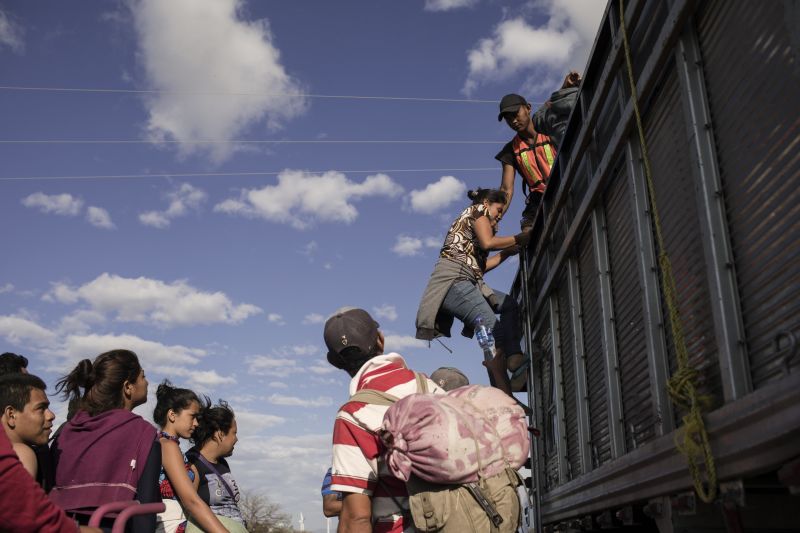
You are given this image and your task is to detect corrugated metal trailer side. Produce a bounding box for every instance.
[512,0,800,530]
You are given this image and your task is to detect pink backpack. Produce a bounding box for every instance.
[377,385,529,484]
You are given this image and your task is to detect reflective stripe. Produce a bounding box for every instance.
[512,134,553,193]
[518,149,540,186]
[543,142,555,167]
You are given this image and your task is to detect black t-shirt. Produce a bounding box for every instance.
[495,140,519,172]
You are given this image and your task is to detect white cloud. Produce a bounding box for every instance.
[246,355,297,378]
[267,393,332,408]
[424,0,477,11]
[0,315,58,347]
[299,241,318,258]
[302,313,324,325]
[384,334,428,353]
[214,170,403,229]
[0,8,24,53]
[187,370,237,387]
[268,381,288,389]
[57,309,106,335]
[0,312,236,399]
[307,361,336,375]
[46,273,262,327]
[128,0,307,162]
[372,304,398,322]
[463,1,605,95]
[145,364,236,388]
[392,235,440,257]
[228,432,334,531]
[0,283,14,294]
[246,347,322,378]
[408,176,466,214]
[139,183,206,229]
[269,344,318,358]
[233,410,286,432]
[138,211,170,228]
[58,333,205,368]
[21,193,83,216]
[267,313,285,326]
[86,206,116,229]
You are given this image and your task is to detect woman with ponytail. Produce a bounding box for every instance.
[153,381,228,533]
[416,188,529,391]
[50,349,161,532]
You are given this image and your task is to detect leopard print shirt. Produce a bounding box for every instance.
[439,204,489,279]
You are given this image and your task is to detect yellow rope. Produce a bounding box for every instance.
[618,0,718,503]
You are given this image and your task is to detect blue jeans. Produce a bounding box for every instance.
[440,280,522,356]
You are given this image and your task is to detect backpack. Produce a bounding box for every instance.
[350,379,525,532]
[533,86,580,150]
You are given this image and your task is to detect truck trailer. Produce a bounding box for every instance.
[512,0,800,531]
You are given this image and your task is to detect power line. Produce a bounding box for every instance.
[0,85,504,104]
[0,139,500,145]
[0,167,497,182]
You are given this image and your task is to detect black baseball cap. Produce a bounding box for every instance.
[324,307,380,361]
[497,93,529,121]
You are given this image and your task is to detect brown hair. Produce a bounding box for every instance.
[56,349,142,418]
[467,188,507,205]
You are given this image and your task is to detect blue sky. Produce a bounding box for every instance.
[0,1,605,530]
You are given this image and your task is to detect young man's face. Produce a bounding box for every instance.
[8,388,55,446]
[503,104,531,132]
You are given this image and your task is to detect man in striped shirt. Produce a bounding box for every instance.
[324,307,443,533]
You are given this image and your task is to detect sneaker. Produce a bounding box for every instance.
[510,360,530,392]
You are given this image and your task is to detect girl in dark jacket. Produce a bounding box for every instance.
[51,349,160,532]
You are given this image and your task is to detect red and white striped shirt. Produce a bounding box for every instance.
[330,353,443,533]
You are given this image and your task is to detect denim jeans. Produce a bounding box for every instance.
[440,280,522,356]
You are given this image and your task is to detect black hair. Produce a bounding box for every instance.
[153,380,201,427]
[0,373,47,412]
[192,400,235,447]
[0,352,29,376]
[334,346,378,377]
[467,188,507,205]
[56,349,142,418]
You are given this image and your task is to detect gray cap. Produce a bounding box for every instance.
[430,367,469,391]
[323,307,380,359]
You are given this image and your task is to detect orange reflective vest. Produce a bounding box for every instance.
[513,133,556,195]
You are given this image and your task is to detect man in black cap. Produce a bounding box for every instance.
[495,71,582,229]
[324,307,442,533]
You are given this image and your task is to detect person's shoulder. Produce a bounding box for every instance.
[130,416,158,437]
[12,442,37,464]
[495,139,516,163]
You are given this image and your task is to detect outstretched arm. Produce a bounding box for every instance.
[499,163,516,217]
[475,216,529,252]
[484,246,519,273]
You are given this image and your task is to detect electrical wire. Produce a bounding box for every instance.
[0,85,519,104]
[0,167,497,182]
[0,139,500,145]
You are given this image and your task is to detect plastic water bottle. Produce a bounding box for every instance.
[473,316,496,363]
